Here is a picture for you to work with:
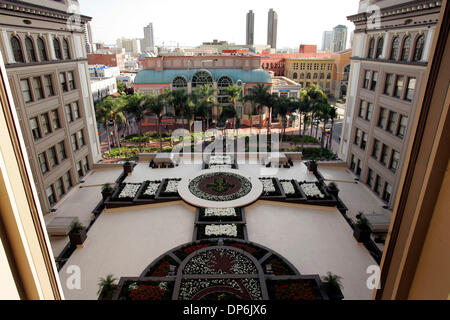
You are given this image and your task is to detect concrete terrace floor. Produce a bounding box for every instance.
[51,160,383,300]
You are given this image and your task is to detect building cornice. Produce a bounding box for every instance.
[0,0,91,23]
[350,56,428,67]
[348,1,441,22]
[5,58,88,69]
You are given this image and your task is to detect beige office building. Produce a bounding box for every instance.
[0,0,101,214]
[340,0,442,208]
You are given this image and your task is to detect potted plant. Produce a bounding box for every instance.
[353,214,371,243]
[101,183,114,201]
[123,159,133,175]
[321,272,344,300]
[69,221,87,246]
[306,160,318,172]
[328,182,340,198]
[97,274,118,300]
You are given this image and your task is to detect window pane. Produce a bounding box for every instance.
[68,72,75,90]
[394,76,404,98]
[60,73,68,92]
[39,153,48,174]
[57,141,67,161]
[63,39,70,59]
[63,171,72,190]
[397,116,408,138]
[65,104,73,122]
[73,102,80,119]
[37,38,48,61]
[406,77,416,101]
[46,186,56,206]
[54,38,62,60]
[401,37,412,61]
[44,75,54,97]
[367,103,374,121]
[48,147,57,168]
[33,77,44,100]
[71,134,78,151]
[387,112,397,133]
[50,110,60,130]
[30,117,41,140]
[371,72,378,91]
[25,37,36,62]
[11,37,24,63]
[384,74,394,95]
[20,79,32,103]
[56,178,64,198]
[40,114,50,135]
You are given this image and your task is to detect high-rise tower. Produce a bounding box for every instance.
[267,9,278,49]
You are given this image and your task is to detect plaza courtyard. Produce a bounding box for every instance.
[49,156,386,300]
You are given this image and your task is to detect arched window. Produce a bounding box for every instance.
[413,35,425,61]
[25,37,36,62]
[217,76,233,104]
[320,73,325,79]
[62,39,71,59]
[376,37,384,59]
[191,71,213,88]
[217,76,233,88]
[172,76,187,88]
[306,73,311,79]
[327,73,332,80]
[293,72,298,79]
[53,38,62,60]
[313,73,318,79]
[11,36,24,63]
[37,37,48,61]
[401,36,412,61]
[368,38,375,58]
[390,36,400,60]
[300,73,305,79]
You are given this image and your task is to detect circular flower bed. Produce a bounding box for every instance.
[183,249,258,275]
[189,172,252,202]
[179,278,263,301]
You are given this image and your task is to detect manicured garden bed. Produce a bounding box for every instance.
[136,180,162,200]
[262,255,297,276]
[195,223,246,241]
[143,255,179,277]
[116,280,175,300]
[197,207,244,222]
[158,178,181,198]
[224,241,268,261]
[259,178,284,200]
[266,278,324,300]
[279,179,304,199]
[172,241,216,261]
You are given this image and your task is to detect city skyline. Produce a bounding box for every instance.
[78,0,357,49]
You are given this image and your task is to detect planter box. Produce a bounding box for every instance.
[69,228,87,246]
[353,226,371,243]
[101,190,113,201]
[323,287,344,301]
[123,163,133,175]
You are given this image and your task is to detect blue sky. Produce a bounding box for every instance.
[79,0,359,49]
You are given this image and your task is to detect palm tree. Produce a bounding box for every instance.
[223,85,243,135]
[273,96,294,145]
[326,104,338,150]
[193,84,217,130]
[98,96,126,154]
[144,93,166,151]
[124,91,147,152]
[97,274,118,299]
[95,104,112,153]
[241,94,256,134]
[171,88,189,130]
[248,84,270,137]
